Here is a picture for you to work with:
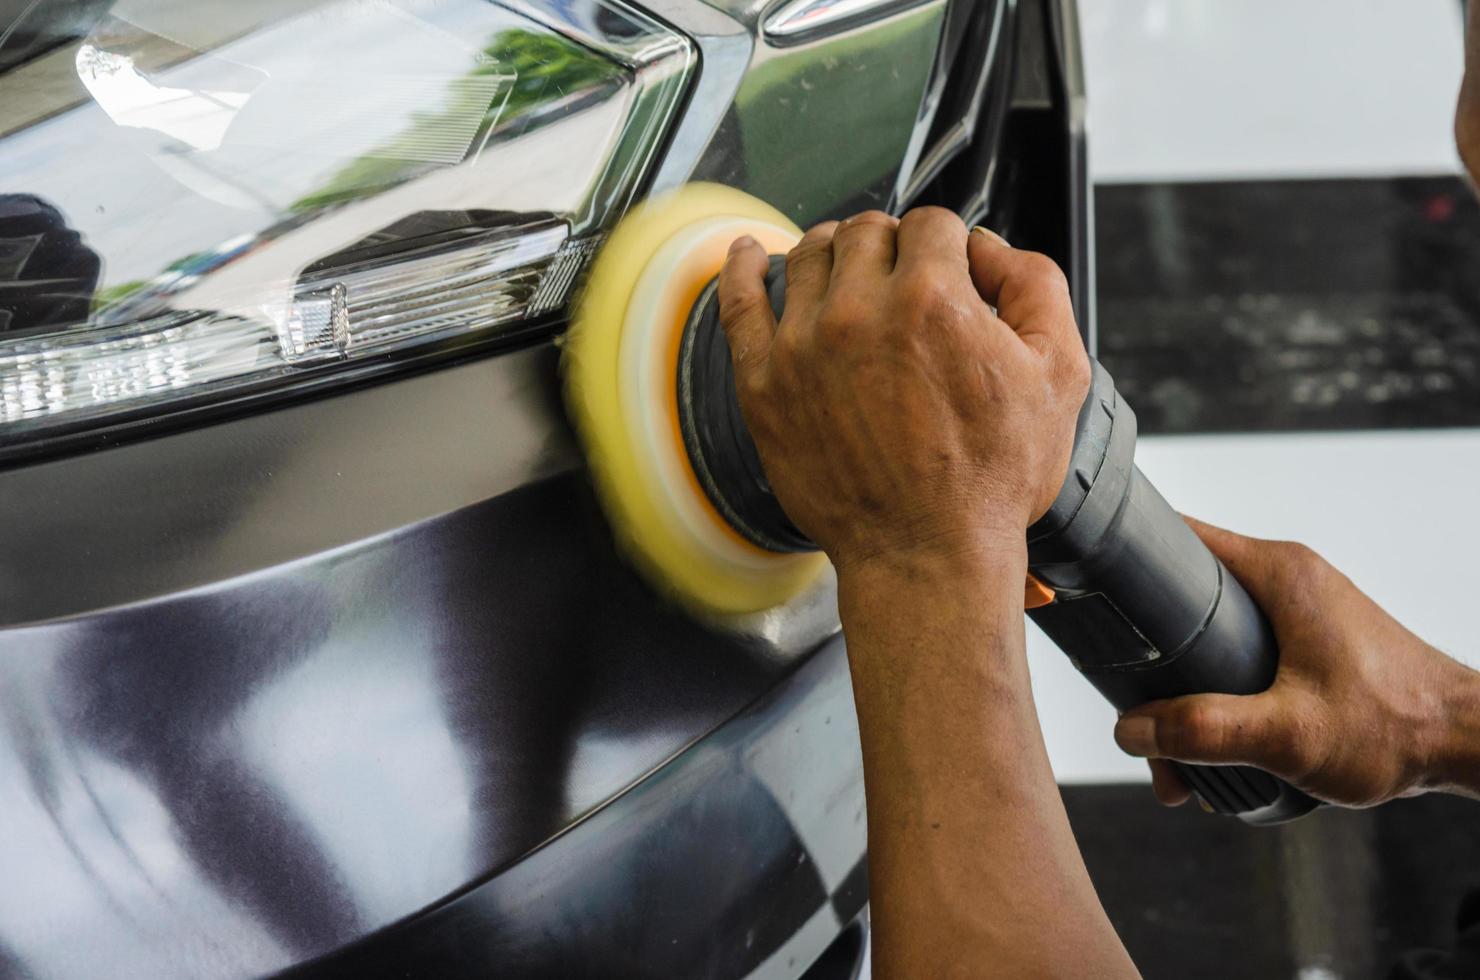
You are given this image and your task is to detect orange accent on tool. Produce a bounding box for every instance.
[1024,573,1056,610]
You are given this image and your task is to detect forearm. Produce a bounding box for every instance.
[837,540,1138,980]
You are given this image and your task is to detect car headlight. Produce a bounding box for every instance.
[0,0,693,445]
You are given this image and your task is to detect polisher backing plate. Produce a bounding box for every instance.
[563,183,828,615]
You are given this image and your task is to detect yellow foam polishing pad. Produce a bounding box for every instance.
[562,183,828,615]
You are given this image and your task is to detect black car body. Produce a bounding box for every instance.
[0,0,1090,975]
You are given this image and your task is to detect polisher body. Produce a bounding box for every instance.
[563,185,1319,824]
[674,251,1321,826]
[1024,360,1320,824]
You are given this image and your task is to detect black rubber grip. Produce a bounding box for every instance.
[1027,360,1321,825]
[677,258,812,553]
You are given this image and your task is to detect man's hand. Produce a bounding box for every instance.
[717,209,1089,578]
[1116,518,1480,808]
[718,209,1138,980]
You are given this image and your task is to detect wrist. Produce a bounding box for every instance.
[1423,657,1480,797]
[834,525,1036,706]
[834,528,1028,635]
[834,527,1028,598]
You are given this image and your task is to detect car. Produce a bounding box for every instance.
[0,0,1090,975]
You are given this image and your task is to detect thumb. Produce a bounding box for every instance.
[965,227,1081,362]
[717,235,777,378]
[1114,691,1291,771]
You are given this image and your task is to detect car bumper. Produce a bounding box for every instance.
[280,638,868,980]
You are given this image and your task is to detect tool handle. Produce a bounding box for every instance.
[1027,361,1321,825]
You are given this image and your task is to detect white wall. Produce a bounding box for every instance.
[1080,0,1466,183]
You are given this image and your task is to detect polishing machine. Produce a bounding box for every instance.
[564,184,1320,825]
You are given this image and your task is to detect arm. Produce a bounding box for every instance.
[841,550,1136,980]
[1114,518,1480,808]
[717,209,1138,979]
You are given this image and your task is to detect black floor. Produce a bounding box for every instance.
[1064,786,1480,980]
[1069,176,1480,980]
[1096,177,1480,435]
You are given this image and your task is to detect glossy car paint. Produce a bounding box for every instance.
[0,0,1087,976]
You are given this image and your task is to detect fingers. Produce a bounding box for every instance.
[966,229,1081,362]
[1147,759,1192,807]
[718,235,778,378]
[893,206,969,280]
[782,221,837,329]
[1114,691,1291,771]
[830,211,897,290]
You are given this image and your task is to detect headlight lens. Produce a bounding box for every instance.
[0,0,693,443]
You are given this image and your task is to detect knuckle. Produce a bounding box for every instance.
[786,239,831,276]
[1168,702,1220,758]
[834,211,896,250]
[897,271,953,318]
[1019,251,1070,293]
[719,291,765,330]
[1274,717,1326,779]
[899,205,965,236]
[770,322,806,361]
[1282,740,1317,780]
[816,299,867,342]
[1275,541,1327,579]
[1061,351,1092,398]
[842,209,895,230]
[738,368,769,402]
[799,220,839,246]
